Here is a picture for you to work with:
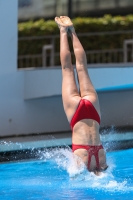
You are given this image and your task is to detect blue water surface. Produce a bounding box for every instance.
[0,148,133,200]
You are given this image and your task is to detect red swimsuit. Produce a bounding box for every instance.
[70,99,104,170]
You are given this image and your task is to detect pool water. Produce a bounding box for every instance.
[0,148,133,200]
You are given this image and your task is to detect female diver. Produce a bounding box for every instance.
[55,16,108,175]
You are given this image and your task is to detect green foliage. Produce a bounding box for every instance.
[18,19,59,36]
[18,15,133,66]
[18,15,133,36]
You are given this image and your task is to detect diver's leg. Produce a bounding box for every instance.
[69,26,101,116]
[55,17,80,122]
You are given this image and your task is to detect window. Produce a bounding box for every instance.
[18,0,32,8]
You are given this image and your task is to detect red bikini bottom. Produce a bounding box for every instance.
[72,144,104,170]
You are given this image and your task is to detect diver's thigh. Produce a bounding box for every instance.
[62,95,81,122]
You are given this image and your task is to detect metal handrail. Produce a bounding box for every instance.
[123,39,133,62]
[18,30,133,68]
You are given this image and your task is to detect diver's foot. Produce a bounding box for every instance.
[60,16,73,26]
[55,17,68,33]
[59,16,75,35]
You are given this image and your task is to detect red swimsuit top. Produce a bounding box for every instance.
[70,99,100,130]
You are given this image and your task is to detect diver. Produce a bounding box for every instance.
[55,16,108,175]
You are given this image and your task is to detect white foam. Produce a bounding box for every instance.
[39,147,133,192]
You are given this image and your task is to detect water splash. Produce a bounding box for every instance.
[0,139,133,193]
[38,147,133,193]
[38,146,86,177]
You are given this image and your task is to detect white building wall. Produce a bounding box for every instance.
[24,65,133,99]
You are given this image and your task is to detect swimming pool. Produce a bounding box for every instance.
[0,147,133,200]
